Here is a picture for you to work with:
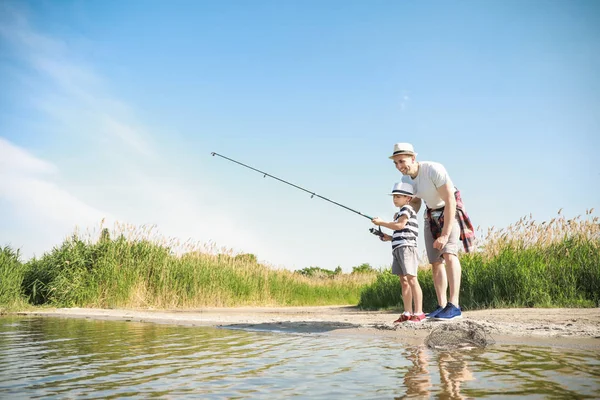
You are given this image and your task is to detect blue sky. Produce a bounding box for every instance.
[1,0,599,272]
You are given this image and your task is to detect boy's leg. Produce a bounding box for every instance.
[403,247,423,316]
[393,248,413,314]
[406,275,423,315]
[392,248,412,322]
[400,275,413,314]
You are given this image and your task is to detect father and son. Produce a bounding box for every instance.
[371,143,475,323]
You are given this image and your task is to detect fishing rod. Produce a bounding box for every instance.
[211,152,376,222]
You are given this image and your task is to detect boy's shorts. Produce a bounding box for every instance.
[424,213,461,264]
[392,246,419,276]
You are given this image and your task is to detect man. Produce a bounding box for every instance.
[389,143,475,320]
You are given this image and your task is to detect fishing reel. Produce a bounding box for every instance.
[369,227,385,240]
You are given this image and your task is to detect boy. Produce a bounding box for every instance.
[372,182,425,323]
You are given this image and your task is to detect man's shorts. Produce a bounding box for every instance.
[392,246,419,276]
[424,213,461,264]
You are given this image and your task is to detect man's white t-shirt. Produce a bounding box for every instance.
[401,161,456,209]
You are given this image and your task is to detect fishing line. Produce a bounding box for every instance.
[211,152,375,221]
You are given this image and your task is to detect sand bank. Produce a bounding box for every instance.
[15,306,600,349]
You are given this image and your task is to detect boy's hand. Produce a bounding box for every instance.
[372,217,384,226]
[381,234,392,242]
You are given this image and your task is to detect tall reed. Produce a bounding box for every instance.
[0,246,27,311]
[18,224,375,309]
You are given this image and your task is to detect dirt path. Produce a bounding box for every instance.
[15,306,600,349]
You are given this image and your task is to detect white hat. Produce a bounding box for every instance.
[389,182,415,197]
[389,142,417,159]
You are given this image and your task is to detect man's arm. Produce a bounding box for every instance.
[409,197,422,213]
[437,183,456,237]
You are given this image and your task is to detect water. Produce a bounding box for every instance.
[0,316,599,399]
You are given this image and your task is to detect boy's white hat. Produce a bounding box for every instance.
[389,182,415,197]
[389,142,417,159]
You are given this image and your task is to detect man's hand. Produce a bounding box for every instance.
[433,234,449,250]
[372,217,384,226]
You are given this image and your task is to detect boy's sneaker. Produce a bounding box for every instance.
[409,313,426,323]
[393,313,411,323]
[433,303,462,320]
[426,306,444,319]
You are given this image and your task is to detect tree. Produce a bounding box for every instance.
[351,263,376,274]
[296,266,336,278]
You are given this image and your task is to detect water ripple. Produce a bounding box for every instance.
[1,316,599,399]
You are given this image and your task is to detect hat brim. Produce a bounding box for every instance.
[389,151,417,159]
[389,191,415,197]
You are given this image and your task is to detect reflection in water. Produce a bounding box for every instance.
[0,316,599,399]
[438,350,475,399]
[399,342,600,399]
[402,345,431,398]
[401,345,475,399]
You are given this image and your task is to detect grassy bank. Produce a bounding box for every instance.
[1,210,598,312]
[359,209,600,310]
[1,226,375,311]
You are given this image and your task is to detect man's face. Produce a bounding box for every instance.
[392,154,415,175]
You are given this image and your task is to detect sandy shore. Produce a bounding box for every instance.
[15,306,600,349]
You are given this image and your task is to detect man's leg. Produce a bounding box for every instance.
[424,218,447,309]
[443,253,461,306]
[441,218,462,306]
[432,217,463,320]
[431,261,447,308]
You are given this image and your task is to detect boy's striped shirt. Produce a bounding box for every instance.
[392,205,419,250]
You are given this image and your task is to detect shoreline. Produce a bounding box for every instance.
[10,306,600,350]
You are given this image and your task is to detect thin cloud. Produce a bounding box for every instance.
[0,7,154,158]
[0,137,57,175]
[0,138,112,228]
[400,91,410,111]
[0,7,277,263]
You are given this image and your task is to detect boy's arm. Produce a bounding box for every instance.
[372,214,408,231]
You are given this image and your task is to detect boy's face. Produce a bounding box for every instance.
[392,194,411,207]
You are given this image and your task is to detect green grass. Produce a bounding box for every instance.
[359,209,600,310]
[0,246,28,311]
[2,209,598,311]
[11,227,375,309]
[458,234,599,309]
